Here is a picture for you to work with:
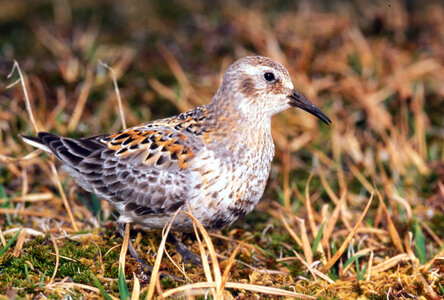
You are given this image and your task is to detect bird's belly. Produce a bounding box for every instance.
[186,149,271,230]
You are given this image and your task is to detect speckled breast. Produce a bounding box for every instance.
[186,138,275,230]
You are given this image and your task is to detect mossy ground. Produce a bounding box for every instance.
[0,0,443,298]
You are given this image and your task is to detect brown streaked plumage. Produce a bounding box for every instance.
[21,56,330,233]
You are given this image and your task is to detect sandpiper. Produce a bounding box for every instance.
[21,55,330,269]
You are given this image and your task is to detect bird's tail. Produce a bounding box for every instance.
[20,132,107,166]
[20,134,51,153]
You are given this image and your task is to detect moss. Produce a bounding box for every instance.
[288,261,305,277]
[0,231,128,296]
[0,236,56,294]
[161,276,177,289]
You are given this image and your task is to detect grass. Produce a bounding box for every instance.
[0,0,443,298]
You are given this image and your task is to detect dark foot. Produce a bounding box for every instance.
[116,222,180,281]
[168,234,202,265]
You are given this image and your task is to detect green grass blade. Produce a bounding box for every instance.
[90,194,103,221]
[78,194,103,220]
[312,223,324,255]
[0,183,6,199]
[332,241,337,256]
[277,190,285,206]
[38,270,47,287]
[90,272,113,300]
[359,263,368,281]
[0,183,10,208]
[0,228,22,258]
[355,256,361,281]
[24,264,30,283]
[414,222,427,264]
[326,270,338,281]
[343,253,368,270]
[118,265,130,300]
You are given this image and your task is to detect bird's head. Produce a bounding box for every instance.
[215,56,331,125]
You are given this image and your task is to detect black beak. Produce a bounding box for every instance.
[288,89,331,125]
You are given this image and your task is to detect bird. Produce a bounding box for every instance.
[21,55,330,271]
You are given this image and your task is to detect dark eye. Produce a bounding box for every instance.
[264,72,275,82]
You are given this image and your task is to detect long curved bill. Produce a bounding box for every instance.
[288,89,331,125]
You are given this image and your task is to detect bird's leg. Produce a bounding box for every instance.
[168,234,202,265]
[116,222,153,275]
[116,222,181,281]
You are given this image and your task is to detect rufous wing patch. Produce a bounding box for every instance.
[104,128,195,169]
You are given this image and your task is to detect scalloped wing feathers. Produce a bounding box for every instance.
[21,112,207,216]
